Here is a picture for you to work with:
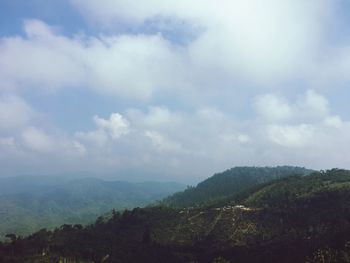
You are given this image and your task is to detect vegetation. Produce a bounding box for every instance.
[161,166,312,207]
[2,167,350,262]
[0,176,185,240]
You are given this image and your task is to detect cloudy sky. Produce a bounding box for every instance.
[0,0,350,182]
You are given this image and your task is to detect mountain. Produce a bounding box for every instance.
[0,176,185,240]
[0,175,69,195]
[2,168,350,262]
[161,166,313,208]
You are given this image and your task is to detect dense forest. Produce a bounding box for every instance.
[2,167,350,262]
[161,166,313,207]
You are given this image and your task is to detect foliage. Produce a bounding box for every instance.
[161,166,312,208]
[0,177,185,240]
[2,168,350,262]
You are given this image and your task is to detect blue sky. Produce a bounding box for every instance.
[1,0,350,183]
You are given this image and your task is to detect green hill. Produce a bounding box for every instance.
[161,166,313,208]
[3,168,350,262]
[0,176,185,240]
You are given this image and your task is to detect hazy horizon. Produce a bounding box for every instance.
[0,165,321,185]
[1,0,350,182]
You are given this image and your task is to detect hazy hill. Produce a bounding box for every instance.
[0,176,69,195]
[3,168,350,262]
[161,166,313,208]
[0,176,185,240]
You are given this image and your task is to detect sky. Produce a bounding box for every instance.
[0,0,350,183]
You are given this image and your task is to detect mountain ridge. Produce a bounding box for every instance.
[0,177,185,240]
[161,166,313,208]
[3,167,350,262]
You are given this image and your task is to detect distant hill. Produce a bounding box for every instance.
[0,176,185,240]
[161,166,313,208]
[0,175,69,195]
[2,168,350,263]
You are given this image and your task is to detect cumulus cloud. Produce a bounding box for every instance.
[255,90,331,124]
[0,0,339,104]
[0,20,185,100]
[74,91,348,177]
[254,90,350,159]
[0,20,87,92]
[2,1,350,179]
[1,90,350,180]
[73,105,257,179]
[76,113,130,145]
[20,126,86,156]
[93,113,130,139]
[0,93,85,157]
[71,0,332,83]
[267,124,315,148]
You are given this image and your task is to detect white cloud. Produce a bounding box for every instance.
[142,106,176,127]
[0,20,87,92]
[324,115,343,128]
[3,1,350,178]
[0,0,337,104]
[72,140,87,155]
[19,126,86,157]
[255,90,331,123]
[221,133,251,144]
[93,113,130,139]
[21,127,56,153]
[237,134,252,144]
[84,34,186,99]
[197,107,225,122]
[1,91,350,179]
[254,94,292,122]
[126,106,184,134]
[0,20,185,100]
[74,105,256,178]
[267,124,315,148]
[71,0,331,83]
[75,129,108,146]
[254,90,350,162]
[76,113,130,146]
[0,95,34,130]
[144,130,182,152]
[297,90,329,119]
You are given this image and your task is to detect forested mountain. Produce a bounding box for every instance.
[0,176,69,195]
[0,176,185,240]
[2,168,350,262]
[161,166,313,207]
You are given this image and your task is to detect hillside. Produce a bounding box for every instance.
[0,176,185,240]
[161,166,313,208]
[2,168,350,262]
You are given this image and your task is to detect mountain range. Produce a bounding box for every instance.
[2,166,350,262]
[0,176,185,240]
